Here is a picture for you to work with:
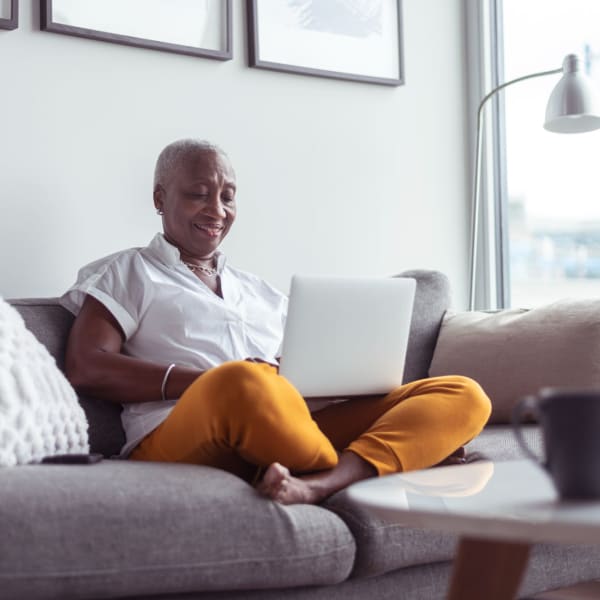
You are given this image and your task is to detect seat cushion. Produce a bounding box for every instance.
[467,424,542,462]
[0,461,356,600]
[325,491,457,579]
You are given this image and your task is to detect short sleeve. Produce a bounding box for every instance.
[60,251,143,340]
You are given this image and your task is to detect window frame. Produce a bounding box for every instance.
[466,0,511,310]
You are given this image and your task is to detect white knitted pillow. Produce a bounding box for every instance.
[0,298,89,466]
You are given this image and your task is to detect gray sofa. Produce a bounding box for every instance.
[3,270,600,600]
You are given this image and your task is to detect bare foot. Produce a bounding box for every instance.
[256,453,377,505]
[256,462,322,505]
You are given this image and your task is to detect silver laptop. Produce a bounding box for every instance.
[278,275,416,397]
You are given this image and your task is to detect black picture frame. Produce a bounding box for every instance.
[247,0,404,86]
[40,0,233,60]
[0,0,18,30]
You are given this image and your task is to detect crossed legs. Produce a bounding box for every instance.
[258,375,492,503]
[130,361,492,504]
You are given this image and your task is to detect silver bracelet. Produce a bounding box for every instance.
[161,363,176,402]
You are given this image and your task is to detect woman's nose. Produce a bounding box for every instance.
[205,195,227,218]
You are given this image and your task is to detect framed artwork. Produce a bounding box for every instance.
[247,0,404,86]
[40,0,232,60]
[0,0,18,30]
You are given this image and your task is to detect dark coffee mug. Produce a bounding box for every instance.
[513,388,600,499]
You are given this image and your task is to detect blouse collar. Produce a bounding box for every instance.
[147,233,227,273]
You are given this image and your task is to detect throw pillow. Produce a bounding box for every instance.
[0,297,89,466]
[428,299,600,423]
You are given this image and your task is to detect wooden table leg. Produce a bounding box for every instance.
[447,537,531,600]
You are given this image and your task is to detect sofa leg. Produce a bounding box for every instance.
[448,537,531,600]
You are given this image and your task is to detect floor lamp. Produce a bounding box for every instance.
[469,54,600,311]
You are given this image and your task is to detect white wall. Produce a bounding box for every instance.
[0,0,471,307]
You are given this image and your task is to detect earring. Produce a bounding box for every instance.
[156,209,164,215]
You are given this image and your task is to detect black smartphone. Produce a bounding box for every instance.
[41,453,103,465]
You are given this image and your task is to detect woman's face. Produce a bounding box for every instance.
[154,150,237,259]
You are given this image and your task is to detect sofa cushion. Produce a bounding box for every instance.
[428,300,600,423]
[8,299,125,457]
[467,424,542,462]
[325,491,457,580]
[123,546,600,600]
[0,461,356,600]
[6,299,73,370]
[395,270,450,384]
[324,425,542,579]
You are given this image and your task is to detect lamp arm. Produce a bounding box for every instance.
[468,67,562,311]
[477,68,562,117]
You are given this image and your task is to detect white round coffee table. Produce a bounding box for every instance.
[347,459,600,599]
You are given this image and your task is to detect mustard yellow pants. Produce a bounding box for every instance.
[130,361,491,481]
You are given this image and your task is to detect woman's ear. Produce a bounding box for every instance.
[153,184,164,214]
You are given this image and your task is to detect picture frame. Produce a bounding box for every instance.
[40,0,233,60]
[247,0,404,86]
[0,0,18,30]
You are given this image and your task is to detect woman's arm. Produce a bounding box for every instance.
[64,295,202,404]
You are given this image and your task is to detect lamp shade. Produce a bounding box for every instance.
[544,54,600,133]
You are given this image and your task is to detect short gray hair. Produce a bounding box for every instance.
[153,139,229,188]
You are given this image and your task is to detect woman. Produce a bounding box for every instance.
[61,138,491,504]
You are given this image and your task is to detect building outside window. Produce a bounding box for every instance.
[499,0,600,307]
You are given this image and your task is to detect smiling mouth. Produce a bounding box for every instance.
[194,223,224,238]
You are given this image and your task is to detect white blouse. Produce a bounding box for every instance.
[61,233,288,456]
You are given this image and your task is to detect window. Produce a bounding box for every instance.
[495,0,600,307]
